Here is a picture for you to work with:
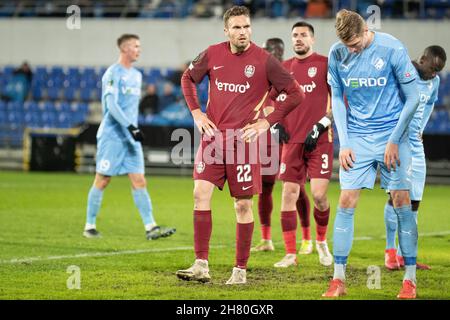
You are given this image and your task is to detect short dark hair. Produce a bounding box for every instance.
[292,21,314,36]
[223,6,250,27]
[424,45,447,65]
[264,38,284,48]
[117,34,139,48]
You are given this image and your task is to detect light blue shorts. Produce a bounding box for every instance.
[409,150,426,201]
[339,131,411,191]
[96,138,144,176]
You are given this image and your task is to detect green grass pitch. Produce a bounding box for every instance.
[0,171,449,300]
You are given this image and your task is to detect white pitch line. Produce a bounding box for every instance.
[1,231,449,265]
[0,245,226,265]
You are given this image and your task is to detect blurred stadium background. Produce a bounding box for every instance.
[0,0,449,179]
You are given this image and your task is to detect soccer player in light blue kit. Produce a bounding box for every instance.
[83,34,176,240]
[323,10,420,299]
[384,45,447,271]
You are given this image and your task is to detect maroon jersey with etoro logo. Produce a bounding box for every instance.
[280,53,332,144]
[181,41,304,130]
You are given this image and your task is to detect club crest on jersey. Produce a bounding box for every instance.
[244,65,255,78]
[372,57,385,70]
[308,67,317,78]
[196,162,205,174]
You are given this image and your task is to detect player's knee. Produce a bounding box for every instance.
[94,175,111,190]
[283,183,300,201]
[193,187,210,205]
[234,198,252,216]
[131,178,146,189]
[339,192,358,208]
[391,191,410,207]
[311,189,327,208]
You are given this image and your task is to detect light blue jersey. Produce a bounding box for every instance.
[96,63,144,176]
[97,63,142,142]
[409,75,440,155]
[408,75,440,200]
[328,32,417,136]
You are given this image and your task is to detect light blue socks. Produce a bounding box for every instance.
[85,186,104,228]
[132,188,156,230]
[333,207,355,280]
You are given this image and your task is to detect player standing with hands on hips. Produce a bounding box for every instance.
[176,6,304,285]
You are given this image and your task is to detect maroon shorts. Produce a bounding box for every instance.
[193,136,262,197]
[259,131,282,185]
[278,142,333,184]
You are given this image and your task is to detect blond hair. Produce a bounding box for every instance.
[223,6,250,28]
[335,9,365,42]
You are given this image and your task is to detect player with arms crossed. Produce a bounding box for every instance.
[83,34,176,240]
[323,10,420,299]
[176,6,304,284]
[274,21,334,268]
[384,45,446,271]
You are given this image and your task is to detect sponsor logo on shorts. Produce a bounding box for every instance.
[196,161,205,174]
[280,163,286,174]
[242,185,252,191]
[99,159,110,172]
[320,169,330,174]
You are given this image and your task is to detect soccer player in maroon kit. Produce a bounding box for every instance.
[274,21,334,268]
[251,38,288,252]
[176,6,304,284]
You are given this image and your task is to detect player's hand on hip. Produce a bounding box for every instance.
[384,142,400,171]
[241,119,270,142]
[192,109,217,137]
[127,125,145,142]
[339,148,355,171]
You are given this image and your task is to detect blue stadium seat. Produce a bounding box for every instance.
[80,87,92,101]
[24,112,41,128]
[77,102,89,116]
[0,111,6,124]
[41,111,57,127]
[47,86,60,100]
[57,112,72,128]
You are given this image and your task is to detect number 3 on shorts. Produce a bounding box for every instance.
[322,154,328,169]
[237,164,252,182]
